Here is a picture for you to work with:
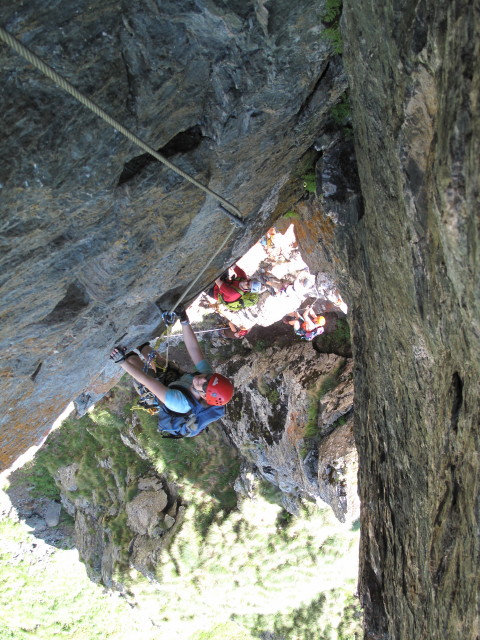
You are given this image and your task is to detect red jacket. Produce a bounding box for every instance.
[213,266,248,302]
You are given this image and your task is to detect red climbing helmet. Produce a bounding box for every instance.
[205,374,234,406]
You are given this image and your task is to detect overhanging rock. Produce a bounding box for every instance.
[0,0,347,470]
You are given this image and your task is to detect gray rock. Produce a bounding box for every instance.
[233,464,257,499]
[44,501,62,527]
[336,0,480,635]
[221,341,356,519]
[317,419,359,523]
[0,0,346,471]
[125,490,168,536]
[55,463,79,493]
[24,515,47,532]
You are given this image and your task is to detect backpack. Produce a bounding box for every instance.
[217,285,259,311]
[156,384,225,438]
[134,379,224,438]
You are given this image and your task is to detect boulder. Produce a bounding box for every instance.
[44,501,62,527]
[125,489,168,536]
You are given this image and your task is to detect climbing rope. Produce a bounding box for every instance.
[143,327,171,374]
[169,225,236,315]
[0,25,247,335]
[0,26,245,226]
[0,25,253,346]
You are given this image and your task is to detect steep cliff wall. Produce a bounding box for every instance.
[339,0,479,637]
[1,0,479,637]
[0,0,345,469]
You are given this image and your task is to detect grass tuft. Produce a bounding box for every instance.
[305,359,348,438]
[321,0,343,54]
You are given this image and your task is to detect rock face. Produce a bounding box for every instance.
[0,0,346,470]
[337,0,479,637]
[220,339,359,522]
[57,461,185,585]
[1,0,478,637]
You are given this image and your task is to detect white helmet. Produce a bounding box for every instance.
[250,280,263,293]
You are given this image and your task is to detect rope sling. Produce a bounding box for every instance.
[0,25,245,321]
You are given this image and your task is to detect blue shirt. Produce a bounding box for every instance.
[164,359,213,413]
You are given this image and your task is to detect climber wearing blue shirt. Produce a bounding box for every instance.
[110,310,235,415]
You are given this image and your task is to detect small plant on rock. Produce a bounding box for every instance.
[321,0,343,54]
[302,172,317,194]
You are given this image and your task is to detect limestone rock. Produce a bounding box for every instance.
[74,511,106,583]
[317,418,359,523]
[25,515,47,532]
[55,463,79,492]
[44,501,62,527]
[54,452,182,585]
[129,505,186,578]
[340,0,479,636]
[233,464,257,500]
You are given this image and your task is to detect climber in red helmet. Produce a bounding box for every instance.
[110,309,234,437]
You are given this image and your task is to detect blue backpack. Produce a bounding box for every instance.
[156,384,225,438]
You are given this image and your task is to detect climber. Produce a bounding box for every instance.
[205,263,262,311]
[283,306,326,341]
[110,310,234,437]
[222,321,251,340]
[213,264,259,300]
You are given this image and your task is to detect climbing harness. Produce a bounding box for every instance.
[0,25,245,330]
[150,323,173,372]
[133,332,173,414]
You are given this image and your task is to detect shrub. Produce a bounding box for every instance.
[282,209,300,219]
[8,390,361,640]
[330,93,351,127]
[304,359,348,438]
[321,0,343,54]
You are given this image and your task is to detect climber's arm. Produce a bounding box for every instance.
[181,314,204,367]
[119,358,168,403]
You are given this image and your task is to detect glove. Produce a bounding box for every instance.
[179,309,189,324]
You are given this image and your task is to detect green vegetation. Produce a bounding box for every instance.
[322,0,343,23]
[303,172,317,194]
[330,92,351,128]
[305,359,348,438]
[266,388,280,404]
[282,209,300,219]
[314,317,352,357]
[321,0,343,54]
[256,376,281,406]
[133,408,240,535]
[251,339,268,353]
[0,519,156,640]
[330,414,350,431]
[2,383,362,640]
[328,92,353,140]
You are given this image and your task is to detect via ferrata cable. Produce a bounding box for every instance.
[0,25,245,227]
